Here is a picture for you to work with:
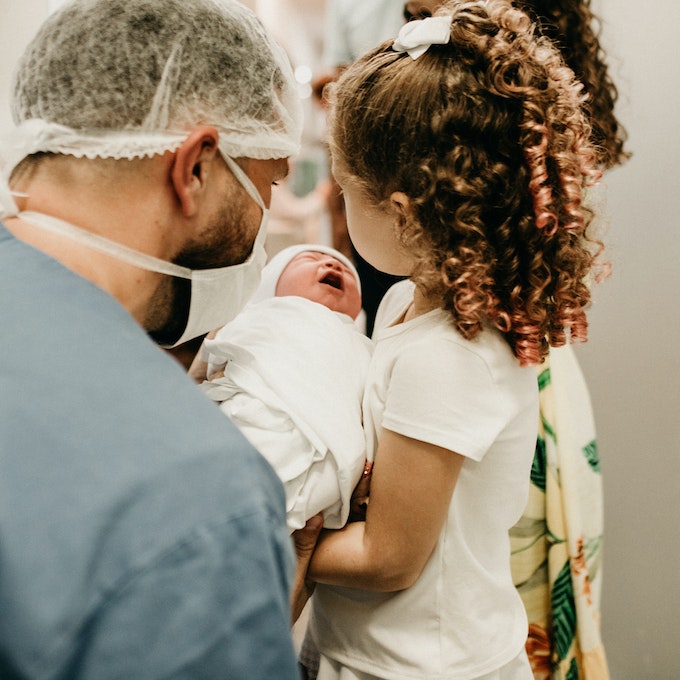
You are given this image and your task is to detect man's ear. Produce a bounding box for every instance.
[171,126,220,218]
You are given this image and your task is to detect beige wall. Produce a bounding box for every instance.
[578,1,680,676]
[1,1,678,676]
[0,1,49,131]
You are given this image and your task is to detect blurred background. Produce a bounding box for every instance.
[1,1,678,677]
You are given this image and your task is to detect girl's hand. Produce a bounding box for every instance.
[187,327,222,383]
[349,460,373,522]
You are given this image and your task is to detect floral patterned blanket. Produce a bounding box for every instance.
[510,345,610,680]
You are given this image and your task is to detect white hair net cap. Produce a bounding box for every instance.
[1,0,302,216]
[250,244,362,305]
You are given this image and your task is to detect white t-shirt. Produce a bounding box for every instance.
[311,280,538,679]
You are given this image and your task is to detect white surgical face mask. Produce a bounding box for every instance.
[18,151,270,347]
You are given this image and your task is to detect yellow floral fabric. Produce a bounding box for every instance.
[510,346,609,680]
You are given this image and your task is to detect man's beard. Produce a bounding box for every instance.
[146,195,255,346]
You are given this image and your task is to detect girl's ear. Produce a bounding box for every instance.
[170,126,220,218]
[390,191,412,217]
[390,191,413,228]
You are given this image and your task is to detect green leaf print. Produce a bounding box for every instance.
[531,436,547,492]
[551,561,577,662]
[582,439,601,473]
[542,416,556,443]
[537,367,556,443]
[565,657,579,680]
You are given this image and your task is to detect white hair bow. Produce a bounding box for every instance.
[392,15,451,60]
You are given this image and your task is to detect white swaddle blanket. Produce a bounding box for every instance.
[201,291,372,532]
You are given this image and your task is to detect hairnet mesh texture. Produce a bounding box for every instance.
[11,0,302,160]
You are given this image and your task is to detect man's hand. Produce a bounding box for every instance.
[186,327,221,383]
[290,514,323,623]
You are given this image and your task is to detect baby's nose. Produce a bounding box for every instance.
[322,258,342,270]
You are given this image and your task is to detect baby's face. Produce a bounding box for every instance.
[275,251,362,319]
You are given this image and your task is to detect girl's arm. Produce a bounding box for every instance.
[308,428,464,592]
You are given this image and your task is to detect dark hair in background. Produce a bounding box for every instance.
[518,0,629,169]
[404,0,630,169]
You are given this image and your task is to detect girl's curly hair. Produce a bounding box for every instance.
[329,0,609,366]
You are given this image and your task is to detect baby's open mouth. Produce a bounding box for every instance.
[320,271,344,290]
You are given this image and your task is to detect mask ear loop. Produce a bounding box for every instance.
[0,183,25,219]
[18,210,193,279]
[0,153,26,218]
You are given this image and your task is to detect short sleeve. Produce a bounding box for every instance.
[73,512,299,680]
[381,337,510,461]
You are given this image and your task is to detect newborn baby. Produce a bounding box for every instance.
[199,245,372,531]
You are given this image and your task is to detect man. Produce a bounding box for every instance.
[0,0,320,677]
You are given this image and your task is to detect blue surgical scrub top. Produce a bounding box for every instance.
[0,222,300,679]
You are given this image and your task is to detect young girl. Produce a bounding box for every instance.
[406,2,628,677]
[304,1,606,678]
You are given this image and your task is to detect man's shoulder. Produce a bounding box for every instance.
[0,279,292,676]
[0,223,292,675]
